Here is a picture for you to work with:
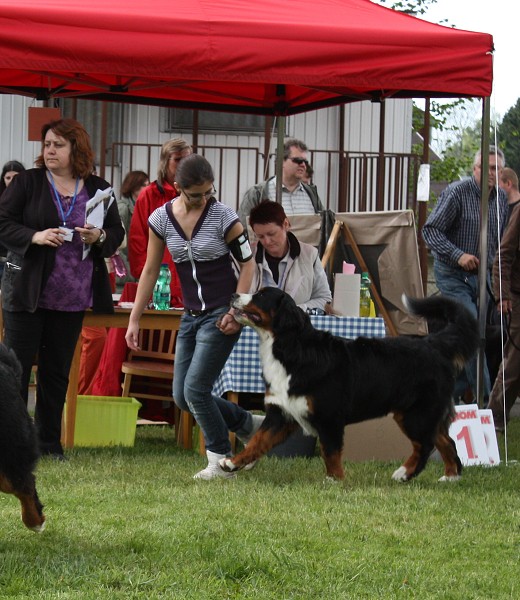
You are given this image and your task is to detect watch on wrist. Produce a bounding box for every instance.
[96,229,106,245]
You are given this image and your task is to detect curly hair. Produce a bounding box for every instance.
[35,118,95,179]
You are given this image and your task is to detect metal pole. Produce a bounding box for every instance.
[418,98,431,295]
[477,96,491,408]
[275,116,285,203]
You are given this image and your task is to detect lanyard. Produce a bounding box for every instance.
[48,171,80,226]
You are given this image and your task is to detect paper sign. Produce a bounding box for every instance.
[82,187,115,259]
[333,273,360,316]
[478,409,501,465]
[417,163,430,201]
[449,404,498,466]
[342,261,356,275]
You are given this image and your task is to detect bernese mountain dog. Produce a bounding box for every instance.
[0,344,45,531]
[220,287,479,482]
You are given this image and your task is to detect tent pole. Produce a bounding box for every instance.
[275,116,285,203]
[376,100,386,210]
[263,116,272,180]
[477,96,491,408]
[418,98,431,295]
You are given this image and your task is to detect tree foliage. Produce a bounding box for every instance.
[376,0,437,16]
[499,99,520,176]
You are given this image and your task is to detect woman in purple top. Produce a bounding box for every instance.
[0,118,124,459]
[126,154,262,480]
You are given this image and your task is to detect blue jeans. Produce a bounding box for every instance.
[433,260,490,399]
[172,306,253,455]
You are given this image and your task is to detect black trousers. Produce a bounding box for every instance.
[3,308,84,454]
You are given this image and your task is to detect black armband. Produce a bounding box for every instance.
[228,232,253,262]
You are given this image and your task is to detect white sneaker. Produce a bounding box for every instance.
[193,450,237,480]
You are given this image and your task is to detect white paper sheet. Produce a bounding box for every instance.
[83,187,115,259]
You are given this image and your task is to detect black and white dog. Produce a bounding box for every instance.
[220,287,479,482]
[0,344,45,531]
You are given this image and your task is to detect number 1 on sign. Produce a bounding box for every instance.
[456,426,477,460]
[449,404,490,466]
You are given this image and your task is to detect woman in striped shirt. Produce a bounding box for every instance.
[126,154,260,480]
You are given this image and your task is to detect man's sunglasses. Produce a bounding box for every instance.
[289,157,309,166]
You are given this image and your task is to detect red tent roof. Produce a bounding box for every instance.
[0,0,493,115]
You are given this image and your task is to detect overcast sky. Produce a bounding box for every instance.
[420,0,517,119]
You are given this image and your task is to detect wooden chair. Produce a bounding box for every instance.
[121,327,195,449]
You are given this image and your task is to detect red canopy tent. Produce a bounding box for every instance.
[0,0,495,403]
[0,0,493,113]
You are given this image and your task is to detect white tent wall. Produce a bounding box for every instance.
[0,96,41,170]
[0,95,412,213]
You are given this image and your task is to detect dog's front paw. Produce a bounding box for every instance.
[391,466,409,482]
[30,521,46,533]
[438,474,461,482]
[324,476,339,484]
[219,457,240,472]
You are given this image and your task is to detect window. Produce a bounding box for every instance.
[60,99,122,166]
[161,108,266,135]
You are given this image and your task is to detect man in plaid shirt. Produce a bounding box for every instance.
[422,146,508,403]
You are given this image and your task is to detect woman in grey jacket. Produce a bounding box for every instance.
[0,118,124,459]
[248,200,331,312]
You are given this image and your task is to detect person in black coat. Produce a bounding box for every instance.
[0,118,124,459]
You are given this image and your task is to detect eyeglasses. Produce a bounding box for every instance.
[476,165,503,173]
[182,186,217,202]
[289,157,309,166]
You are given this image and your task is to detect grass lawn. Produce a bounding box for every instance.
[1,419,519,599]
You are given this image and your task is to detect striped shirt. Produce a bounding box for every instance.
[422,177,508,270]
[267,177,315,214]
[148,198,239,311]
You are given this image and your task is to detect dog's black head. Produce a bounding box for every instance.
[231,287,307,332]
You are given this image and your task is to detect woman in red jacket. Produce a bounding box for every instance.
[128,138,191,306]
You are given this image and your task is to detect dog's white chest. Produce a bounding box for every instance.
[258,334,317,437]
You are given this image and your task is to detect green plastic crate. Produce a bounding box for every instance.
[68,396,142,447]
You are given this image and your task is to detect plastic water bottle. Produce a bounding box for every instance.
[359,272,371,317]
[153,264,171,310]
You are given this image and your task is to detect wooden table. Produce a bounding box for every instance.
[64,308,183,448]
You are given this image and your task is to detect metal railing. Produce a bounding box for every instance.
[110,142,421,216]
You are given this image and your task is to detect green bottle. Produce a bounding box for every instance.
[359,272,371,317]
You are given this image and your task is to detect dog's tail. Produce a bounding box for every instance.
[402,294,479,373]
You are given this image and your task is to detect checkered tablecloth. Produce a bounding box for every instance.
[213,315,386,397]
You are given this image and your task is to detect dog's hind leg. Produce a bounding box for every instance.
[220,404,298,472]
[391,412,434,482]
[435,427,462,482]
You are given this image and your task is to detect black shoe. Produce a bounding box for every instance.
[41,449,68,461]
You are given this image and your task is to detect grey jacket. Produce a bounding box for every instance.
[238,176,324,227]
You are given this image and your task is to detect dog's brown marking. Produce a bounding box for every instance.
[18,491,45,531]
[320,447,345,480]
[223,421,299,471]
[400,442,424,477]
[233,302,275,332]
[434,429,462,478]
[0,473,45,531]
[0,473,14,494]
